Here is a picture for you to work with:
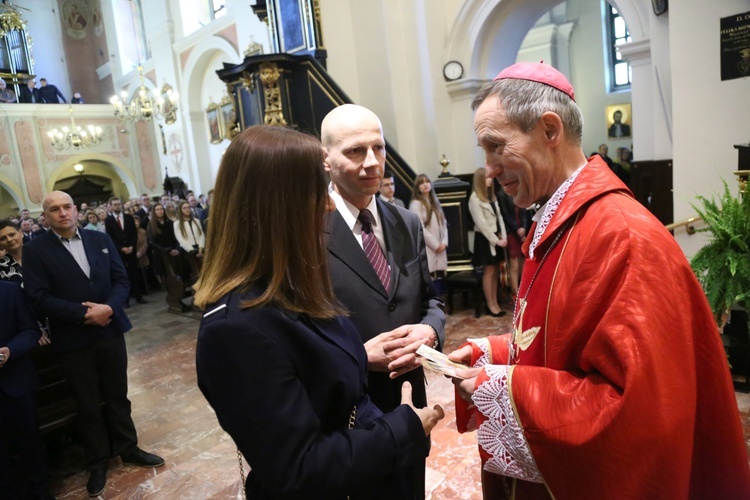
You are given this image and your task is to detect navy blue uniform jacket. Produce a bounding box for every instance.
[196,289,424,499]
[23,229,131,352]
[0,281,41,397]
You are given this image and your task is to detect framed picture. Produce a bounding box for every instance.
[219,96,239,141]
[206,102,221,144]
[606,103,632,139]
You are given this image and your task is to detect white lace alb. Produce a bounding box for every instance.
[472,365,543,483]
[528,164,585,258]
[468,337,491,367]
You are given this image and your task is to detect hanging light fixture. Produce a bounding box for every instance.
[47,106,102,151]
[110,66,179,124]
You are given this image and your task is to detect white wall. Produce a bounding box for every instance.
[23,0,69,97]
[671,0,750,257]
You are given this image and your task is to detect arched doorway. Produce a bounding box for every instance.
[49,158,134,209]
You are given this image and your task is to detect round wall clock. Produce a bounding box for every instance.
[443,61,464,81]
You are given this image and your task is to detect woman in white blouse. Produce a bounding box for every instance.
[468,168,507,317]
[174,201,205,281]
[409,174,448,276]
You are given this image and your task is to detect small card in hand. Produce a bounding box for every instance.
[416,344,469,379]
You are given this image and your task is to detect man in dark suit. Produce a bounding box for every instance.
[23,191,163,498]
[18,77,43,103]
[105,196,146,304]
[136,194,151,230]
[20,219,33,243]
[0,281,51,499]
[322,104,445,498]
[31,214,49,239]
[38,78,67,104]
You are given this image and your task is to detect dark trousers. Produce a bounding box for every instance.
[0,391,49,498]
[121,253,144,300]
[58,335,138,468]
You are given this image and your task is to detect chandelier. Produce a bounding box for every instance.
[110,66,179,124]
[47,106,102,151]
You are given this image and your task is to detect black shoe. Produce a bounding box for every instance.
[488,310,507,317]
[136,297,148,304]
[87,465,108,497]
[121,448,165,468]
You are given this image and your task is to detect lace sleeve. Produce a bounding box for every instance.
[472,364,543,483]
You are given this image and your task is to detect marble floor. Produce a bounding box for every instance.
[47,291,750,499]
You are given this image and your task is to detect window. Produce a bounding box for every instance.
[605,4,631,91]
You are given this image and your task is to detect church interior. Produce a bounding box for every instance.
[1,0,749,498]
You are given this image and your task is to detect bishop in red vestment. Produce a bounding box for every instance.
[450,62,750,499]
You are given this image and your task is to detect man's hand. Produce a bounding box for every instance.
[496,237,508,248]
[451,366,484,403]
[121,246,133,255]
[169,249,180,256]
[0,346,9,367]
[382,324,437,379]
[447,344,473,366]
[436,244,447,253]
[38,329,51,346]
[447,345,483,403]
[364,329,411,372]
[401,381,445,436]
[517,227,526,238]
[82,302,113,327]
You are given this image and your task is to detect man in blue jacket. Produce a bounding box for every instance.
[0,281,51,499]
[24,191,163,498]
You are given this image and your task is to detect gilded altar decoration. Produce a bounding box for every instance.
[0,5,25,37]
[241,70,256,94]
[259,62,287,127]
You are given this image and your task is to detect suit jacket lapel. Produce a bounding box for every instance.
[46,231,89,280]
[326,210,388,299]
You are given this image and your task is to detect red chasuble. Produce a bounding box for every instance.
[456,156,750,499]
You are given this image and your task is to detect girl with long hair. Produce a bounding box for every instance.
[195,126,443,499]
[408,174,448,277]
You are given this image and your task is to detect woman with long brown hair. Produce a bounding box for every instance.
[195,125,443,499]
[408,174,448,277]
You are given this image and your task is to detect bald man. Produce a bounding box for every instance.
[23,191,163,498]
[322,104,445,498]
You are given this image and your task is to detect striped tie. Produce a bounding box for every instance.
[358,209,390,294]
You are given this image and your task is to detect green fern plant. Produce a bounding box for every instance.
[690,179,750,328]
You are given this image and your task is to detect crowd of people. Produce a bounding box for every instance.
[1,76,82,104]
[1,63,749,500]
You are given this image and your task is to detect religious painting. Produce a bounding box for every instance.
[206,103,221,144]
[606,103,632,139]
[219,96,238,141]
[62,0,89,40]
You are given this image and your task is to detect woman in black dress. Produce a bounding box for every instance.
[468,168,508,317]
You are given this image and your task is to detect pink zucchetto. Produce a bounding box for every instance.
[493,62,575,101]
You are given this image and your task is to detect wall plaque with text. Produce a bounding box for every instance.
[720,10,750,81]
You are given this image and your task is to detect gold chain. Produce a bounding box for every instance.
[236,448,246,499]
[348,405,357,429]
